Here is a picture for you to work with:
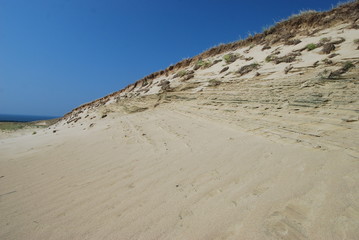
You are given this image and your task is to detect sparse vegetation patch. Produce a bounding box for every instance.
[321,43,336,54]
[223,53,238,64]
[342,61,355,71]
[306,43,317,51]
[174,70,187,78]
[262,44,271,50]
[220,66,229,73]
[208,79,221,87]
[265,55,276,62]
[285,39,301,45]
[0,122,26,131]
[266,52,300,64]
[327,61,355,78]
[320,37,331,43]
[194,60,212,70]
[236,63,260,76]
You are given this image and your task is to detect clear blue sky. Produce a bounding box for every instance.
[0,0,343,116]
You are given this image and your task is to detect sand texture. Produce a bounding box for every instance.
[1,106,359,240]
[1,4,359,239]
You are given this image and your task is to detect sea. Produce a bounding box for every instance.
[0,114,60,122]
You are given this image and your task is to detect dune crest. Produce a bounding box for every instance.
[1,2,359,239]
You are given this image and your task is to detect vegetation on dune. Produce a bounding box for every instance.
[342,61,355,71]
[0,122,45,131]
[319,61,356,79]
[265,55,275,62]
[62,1,359,118]
[236,63,260,76]
[208,79,221,87]
[306,43,317,51]
[0,122,27,131]
[223,53,238,64]
[194,60,212,70]
[174,70,187,78]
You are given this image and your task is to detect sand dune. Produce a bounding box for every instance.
[1,106,359,239]
[1,2,359,239]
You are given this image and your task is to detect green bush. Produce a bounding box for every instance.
[223,54,237,64]
[195,60,212,69]
[306,43,317,51]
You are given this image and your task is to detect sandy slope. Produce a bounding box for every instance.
[2,6,359,239]
[1,105,358,240]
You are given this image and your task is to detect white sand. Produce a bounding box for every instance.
[1,21,359,240]
[1,105,358,239]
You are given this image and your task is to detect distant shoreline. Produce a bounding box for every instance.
[0,114,60,123]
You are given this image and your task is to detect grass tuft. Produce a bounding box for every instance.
[306,43,317,51]
[223,54,238,64]
[194,60,212,70]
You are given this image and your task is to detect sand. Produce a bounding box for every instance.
[1,15,359,240]
[1,105,359,239]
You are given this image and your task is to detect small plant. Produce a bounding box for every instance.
[223,53,237,64]
[250,62,260,68]
[354,39,359,44]
[318,69,330,79]
[194,60,212,70]
[328,61,355,78]
[265,55,276,62]
[173,70,187,78]
[320,37,331,43]
[306,43,317,51]
[177,70,187,77]
[32,131,37,135]
[208,79,221,87]
[236,63,260,76]
[342,61,355,71]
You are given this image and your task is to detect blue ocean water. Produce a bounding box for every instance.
[0,114,60,122]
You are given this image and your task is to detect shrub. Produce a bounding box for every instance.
[236,63,260,76]
[343,61,355,71]
[194,60,212,70]
[174,70,187,78]
[223,54,238,64]
[306,43,317,51]
[354,39,359,44]
[265,55,276,62]
[273,53,300,64]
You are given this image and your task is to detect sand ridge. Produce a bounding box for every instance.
[1,107,358,239]
[1,3,359,239]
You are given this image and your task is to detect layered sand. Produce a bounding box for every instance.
[1,104,359,239]
[1,9,359,240]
